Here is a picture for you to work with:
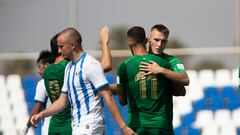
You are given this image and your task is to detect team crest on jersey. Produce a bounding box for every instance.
[91,61,98,65]
[76,71,80,76]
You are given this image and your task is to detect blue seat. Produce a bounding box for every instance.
[181,113,196,126]
[193,99,207,111]
[187,127,201,135]
[22,75,40,102]
[174,126,201,135]
[237,127,240,135]
[221,86,236,98]
[204,87,218,98]
[22,75,42,135]
[227,96,240,110]
[210,97,224,111]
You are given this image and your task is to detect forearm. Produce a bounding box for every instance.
[26,103,42,127]
[169,81,186,96]
[160,68,189,86]
[40,94,68,118]
[109,83,120,95]
[101,43,112,72]
[104,93,126,130]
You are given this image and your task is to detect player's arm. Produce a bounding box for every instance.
[26,102,43,127]
[109,83,119,95]
[30,93,69,127]
[140,61,189,86]
[99,26,112,72]
[22,79,47,134]
[118,88,127,106]
[99,86,136,135]
[108,83,127,105]
[168,80,186,96]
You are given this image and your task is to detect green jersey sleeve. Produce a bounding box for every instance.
[162,53,186,73]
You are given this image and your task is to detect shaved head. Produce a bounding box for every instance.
[59,27,82,48]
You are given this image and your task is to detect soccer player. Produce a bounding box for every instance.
[42,26,112,135]
[23,50,54,135]
[141,24,189,87]
[117,26,172,135]
[140,24,190,134]
[31,27,136,135]
[43,33,72,135]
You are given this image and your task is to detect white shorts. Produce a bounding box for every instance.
[72,124,105,135]
[41,116,51,135]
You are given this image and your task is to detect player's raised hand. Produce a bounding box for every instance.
[139,61,163,76]
[99,26,109,46]
[30,113,43,127]
[99,25,112,72]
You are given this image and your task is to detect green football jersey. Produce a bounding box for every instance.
[117,54,171,129]
[43,61,72,134]
[162,53,186,73]
[161,53,186,130]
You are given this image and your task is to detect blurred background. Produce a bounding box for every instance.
[0,0,239,135]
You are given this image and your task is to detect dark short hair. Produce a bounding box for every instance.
[151,24,169,38]
[37,50,54,64]
[50,33,61,59]
[127,26,146,44]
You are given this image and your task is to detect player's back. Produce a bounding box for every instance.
[118,54,170,128]
[43,60,72,134]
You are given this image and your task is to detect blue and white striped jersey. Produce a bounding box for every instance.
[61,52,109,130]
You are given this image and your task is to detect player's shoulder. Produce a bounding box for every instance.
[124,55,136,64]
[37,78,44,85]
[44,61,68,74]
[117,56,136,71]
[162,52,182,63]
[84,53,101,65]
[36,78,45,90]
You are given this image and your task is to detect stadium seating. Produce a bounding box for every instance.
[174,68,240,135]
[0,74,35,135]
[1,68,239,135]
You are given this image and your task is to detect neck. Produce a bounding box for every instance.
[131,44,148,56]
[72,50,84,62]
[54,56,65,64]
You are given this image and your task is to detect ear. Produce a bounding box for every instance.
[147,35,150,41]
[70,41,75,49]
[127,40,134,46]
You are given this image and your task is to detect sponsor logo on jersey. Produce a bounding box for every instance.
[91,61,98,65]
[176,64,185,69]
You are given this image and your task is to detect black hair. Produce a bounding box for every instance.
[37,50,54,64]
[50,33,61,59]
[127,26,146,44]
